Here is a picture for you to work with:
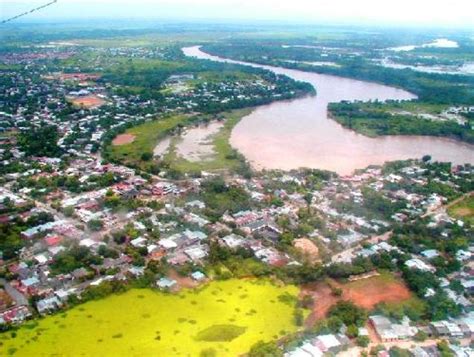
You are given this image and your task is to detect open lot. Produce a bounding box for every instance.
[69,95,106,108]
[302,272,413,324]
[0,279,302,356]
[112,134,136,146]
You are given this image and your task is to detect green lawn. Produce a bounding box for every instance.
[0,279,303,357]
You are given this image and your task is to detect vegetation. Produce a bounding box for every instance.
[0,280,302,356]
[50,246,102,275]
[18,124,61,157]
[195,324,247,342]
[328,300,368,327]
[104,109,254,175]
[103,114,188,171]
[447,194,474,225]
[328,101,474,144]
[162,109,253,175]
[201,177,251,219]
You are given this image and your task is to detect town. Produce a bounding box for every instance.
[0,26,473,357]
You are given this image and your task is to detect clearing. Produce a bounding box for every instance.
[112,134,136,146]
[302,271,413,324]
[69,95,106,108]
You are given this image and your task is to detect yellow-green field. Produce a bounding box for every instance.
[0,279,303,357]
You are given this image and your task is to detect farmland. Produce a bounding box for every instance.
[0,279,303,357]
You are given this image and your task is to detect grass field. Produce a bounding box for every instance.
[0,279,302,357]
[448,194,474,225]
[105,114,189,170]
[106,109,252,173]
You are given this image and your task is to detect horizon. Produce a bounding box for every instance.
[2,0,474,30]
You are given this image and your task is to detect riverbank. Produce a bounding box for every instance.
[184,46,474,175]
[161,108,253,174]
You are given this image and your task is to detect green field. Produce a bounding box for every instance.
[106,109,252,173]
[105,114,189,170]
[448,194,474,225]
[0,279,303,357]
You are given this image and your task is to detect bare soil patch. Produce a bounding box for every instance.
[302,274,412,326]
[112,134,136,146]
[342,275,411,310]
[293,238,319,262]
[70,95,106,108]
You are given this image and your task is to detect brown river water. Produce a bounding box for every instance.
[183,46,473,175]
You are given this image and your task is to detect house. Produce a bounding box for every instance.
[184,246,208,262]
[0,305,32,325]
[185,200,205,209]
[421,249,440,260]
[157,278,177,289]
[191,271,206,281]
[128,266,145,276]
[430,321,464,338]
[130,237,147,248]
[36,296,63,315]
[405,258,436,272]
[410,346,440,357]
[370,315,418,342]
[158,238,178,251]
[221,234,246,249]
[460,279,474,295]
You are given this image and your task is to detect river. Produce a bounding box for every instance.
[183,46,474,175]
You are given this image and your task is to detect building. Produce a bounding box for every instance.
[370,315,418,342]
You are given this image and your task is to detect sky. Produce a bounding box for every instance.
[2,0,474,28]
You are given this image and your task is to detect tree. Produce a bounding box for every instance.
[141,152,153,161]
[437,340,454,357]
[63,206,75,217]
[294,309,304,326]
[304,192,313,213]
[414,330,427,342]
[328,301,368,327]
[248,341,283,357]
[18,124,61,157]
[347,324,359,338]
[356,336,370,347]
[88,219,104,232]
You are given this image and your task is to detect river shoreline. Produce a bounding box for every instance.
[183,46,474,175]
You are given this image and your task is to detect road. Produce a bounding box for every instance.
[0,278,28,306]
